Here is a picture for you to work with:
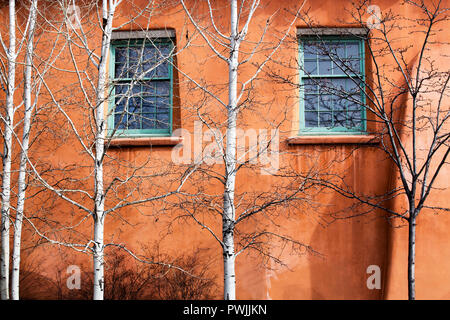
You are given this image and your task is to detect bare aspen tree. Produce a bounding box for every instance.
[177,0,317,300]
[0,0,17,300]
[10,0,39,301]
[19,0,196,300]
[0,0,64,300]
[275,0,450,300]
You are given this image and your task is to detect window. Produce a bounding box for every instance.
[299,35,366,134]
[109,36,173,136]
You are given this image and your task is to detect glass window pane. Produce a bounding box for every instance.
[317,42,331,59]
[155,60,168,78]
[302,79,317,93]
[303,42,317,59]
[334,96,347,110]
[305,111,318,127]
[346,79,362,94]
[318,80,333,95]
[335,43,346,58]
[333,111,347,127]
[157,45,171,58]
[156,97,170,110]
[142,96,156,113]
[115,84,132,109]
[333,61,346,75]
[114,113,126,129]
[115,47,127,78]
[128,47,144,78]
[156,113,169,129]
[115,101,125,113]
[348,96,362,110]
[115,83,128,95]
[319,95,334,111]
[142,114,156,129]
[348,110,362,127]
[142,50,156,78]
[142,83,156,96]
[319,59,332,74]
[331,78,347,91]
[346,42,359,59]
[129,84,141,108]
[349,59,361,74]
[304,60,317,75]
[127,113,140,129]
[305,95,318,111]
[156,81,170,96]
[319,112,332,127]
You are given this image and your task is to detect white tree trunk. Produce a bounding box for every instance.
[11,0,38,300]
[408,209,417,300]
[93,215,105,300]
[1,0,16,300]
[223,0,239,301]
[92,0,114,300]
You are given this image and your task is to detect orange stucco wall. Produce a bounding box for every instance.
[1,0,449,300]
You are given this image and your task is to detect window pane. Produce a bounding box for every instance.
[303,42,318,59]
[317,43,330,59]
[305,95,318,111]
[349,59,361,73]
[143,47,157,76]
[156,97,170,110]
[142,83,156,96]
[130,84,142,108]
[156,113,169,129]
[348,96,362,111]
[128,102,140,116]
[346,42,359,59]
[334,43,346,58]
[319,112,332,127]
[158,45,171,58]
[156,60,170,78]
[319,59,332,74]
[333,95,347,110]
[305,111,318,127]
[156,81,170,96]
[142,114,156,129]
[333,111,347,127]
[302,79,317,93]
[330,43,346,75]
[304,60,317,75]
[318,80,333,95]
[115,101,125,113]
[127,113,140,129]
[142,96,156,113]
[115,48,127,78]
[115,84,129,100]
[347,79,362,95]
[348,110,362,127]
[114,113,126,129]
[128,47,141,78]
[115,84,132,112]
[333,61,346,75]
[331,78,347,91]
[319,95,333,111]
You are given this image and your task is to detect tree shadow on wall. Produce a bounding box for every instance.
[19,247,219,300]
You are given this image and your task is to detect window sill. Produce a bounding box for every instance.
[287,135,379,145]
[108,136,183,147]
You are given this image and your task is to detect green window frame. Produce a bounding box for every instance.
[298,36,366,135]
[108,38,174,137]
